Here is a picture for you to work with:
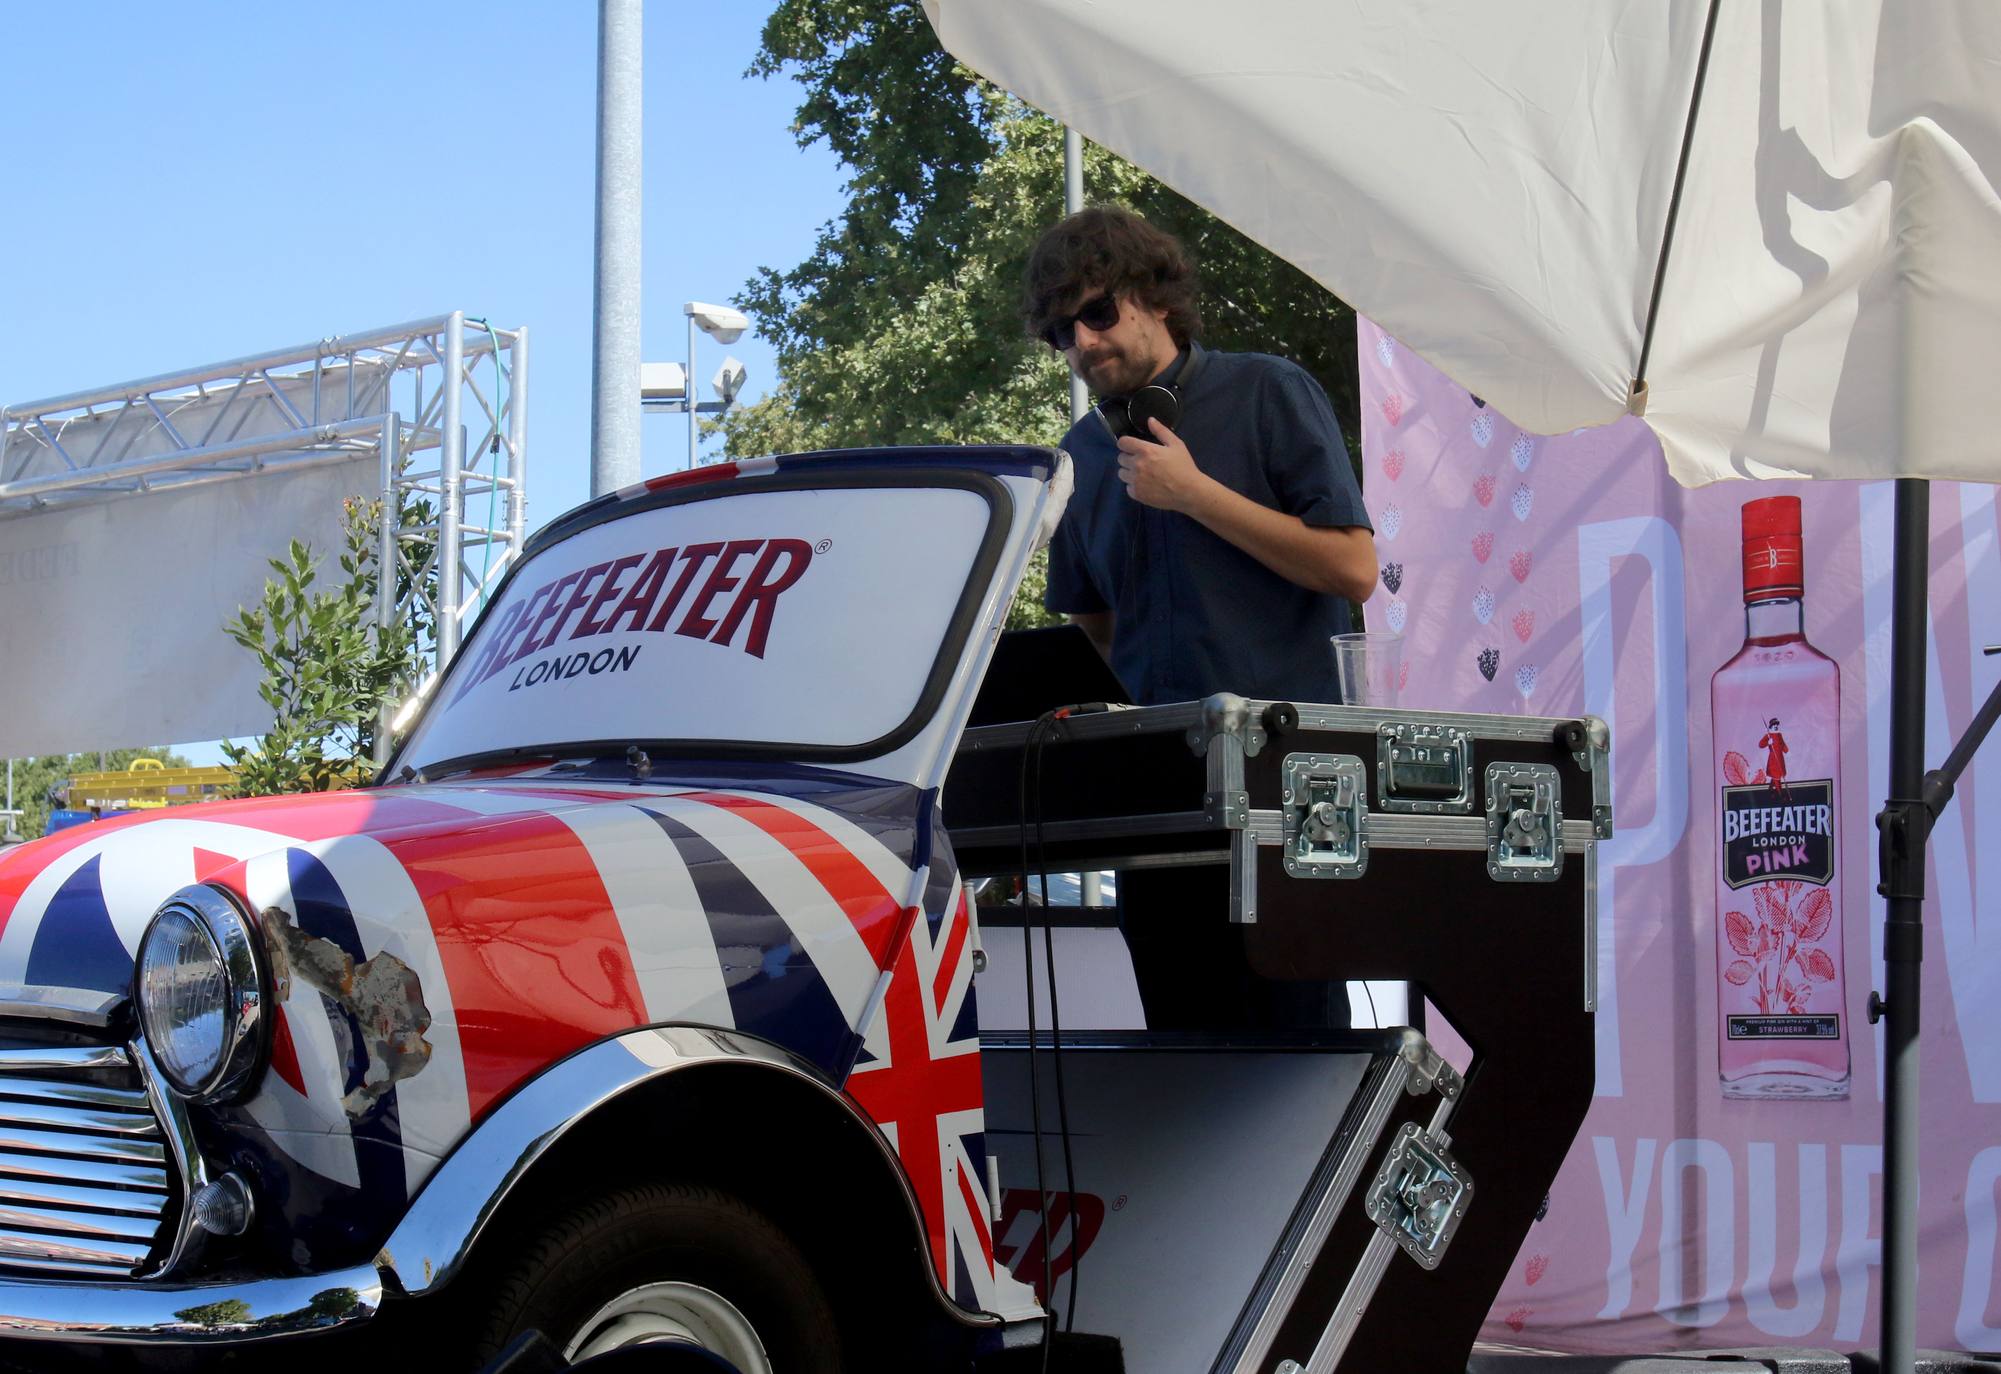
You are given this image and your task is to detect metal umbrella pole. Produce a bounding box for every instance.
[1871,473,2001,1371]
[1875,479,1929,1374]
[1871,478,2001,1372]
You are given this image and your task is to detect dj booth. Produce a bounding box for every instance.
[943,629,1609,1373]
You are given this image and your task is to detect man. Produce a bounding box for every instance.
[1021,206,1376,1029]
[1024,207,1376,707]
[1760,717,1790,797]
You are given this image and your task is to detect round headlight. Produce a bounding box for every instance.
[135,886,266,1102]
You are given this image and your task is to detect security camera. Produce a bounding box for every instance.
[640,361,688,401]
[684,301,749,345]
[712,357,747,405]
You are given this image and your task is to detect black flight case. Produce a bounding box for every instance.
[945,692,1610,1374]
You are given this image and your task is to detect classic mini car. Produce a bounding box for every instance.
[0,446,1607,1374]
[0,449,1060,1370]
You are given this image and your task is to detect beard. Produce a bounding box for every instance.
[1075,343,1163,398]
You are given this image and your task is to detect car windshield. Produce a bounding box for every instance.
[396,475,1003,772]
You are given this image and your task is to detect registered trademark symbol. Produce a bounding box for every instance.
[815,538,833,554]
[1112,1194,1127,1212]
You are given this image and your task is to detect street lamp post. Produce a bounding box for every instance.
[1065,125,1088,426]
[590,0,643,498]
[643,302,750,468]
[686,312,701,470]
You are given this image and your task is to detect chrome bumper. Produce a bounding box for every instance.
[0,1263,381,1343]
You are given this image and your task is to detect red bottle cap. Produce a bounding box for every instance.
[1742,495,1803,602]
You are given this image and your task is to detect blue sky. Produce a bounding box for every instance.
[0,4,849,767]
[0,3,845,524]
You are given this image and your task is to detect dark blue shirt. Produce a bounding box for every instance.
[1044,346,1370,706]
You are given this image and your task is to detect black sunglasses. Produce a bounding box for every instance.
[1040,293,1122,351]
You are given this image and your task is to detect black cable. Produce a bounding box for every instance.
[1016,711,1057,1365]
[1031,715,1082,1335]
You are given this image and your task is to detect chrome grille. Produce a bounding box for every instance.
[0,1046,176,1278]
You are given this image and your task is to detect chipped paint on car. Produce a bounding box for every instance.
[264,904,434,1115]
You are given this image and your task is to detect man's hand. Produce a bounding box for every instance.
[1115,416,1376,599]
[1116,417,1217,515]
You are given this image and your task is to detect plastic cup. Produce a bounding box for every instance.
[1331,631,1404,707]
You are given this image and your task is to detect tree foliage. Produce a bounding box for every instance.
[220,498,428,798]
[728,2,1362,629]
[172,1299,252,1329]
[726,1,1361,461]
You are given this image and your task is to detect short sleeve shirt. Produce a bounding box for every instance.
[1044,346,1371,706]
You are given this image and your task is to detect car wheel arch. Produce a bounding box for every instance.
[376,1026,992,1350]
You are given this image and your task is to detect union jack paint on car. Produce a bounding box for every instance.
[0,447,1061,1367]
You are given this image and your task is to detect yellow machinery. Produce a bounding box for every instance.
[67,758,235,814]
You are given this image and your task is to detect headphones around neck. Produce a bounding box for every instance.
[1093,346,1205,442]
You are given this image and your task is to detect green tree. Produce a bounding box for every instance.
[221,498,427,797]
[305,1286,362,1322]
[730,2,1362,448]
[726,1,1362,626]
[173,1298,251,1328]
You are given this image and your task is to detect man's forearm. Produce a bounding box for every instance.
[1185,480,1377,600]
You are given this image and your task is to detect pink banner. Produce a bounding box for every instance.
[1357,317,2001,1354]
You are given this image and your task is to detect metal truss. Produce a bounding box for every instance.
[0,313,528,681]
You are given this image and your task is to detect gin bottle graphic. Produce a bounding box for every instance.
[1710,495,1850,1098]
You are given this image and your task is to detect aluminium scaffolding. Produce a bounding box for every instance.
[0,313,528,694]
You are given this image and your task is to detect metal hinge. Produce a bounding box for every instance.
[1485,762,1563,882]
[1365,1123,1474,1271]
[1565,715,1615,839]
[1280,753,1367,879]
[1396,1030,1463,1100]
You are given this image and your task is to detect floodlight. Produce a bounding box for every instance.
[712,357,747,406]
[640,361,689,401]
[683,301,749,344]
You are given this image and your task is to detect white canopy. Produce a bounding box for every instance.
[924,1,2001,487]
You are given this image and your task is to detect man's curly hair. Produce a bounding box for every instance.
[1022,206,1202,349]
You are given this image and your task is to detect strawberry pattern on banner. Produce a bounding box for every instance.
[1366,335,1413,695]
[1359,325,1561,711]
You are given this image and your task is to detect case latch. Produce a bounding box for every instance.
[1378,724,1474,813]
[1485,762,1563,881]
[1366,1122,1473,1271]
[1281,753,1367,879]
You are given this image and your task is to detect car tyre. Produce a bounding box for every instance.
[469,1182,842,1373]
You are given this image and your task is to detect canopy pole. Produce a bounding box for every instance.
[1064,126,1089,426]
[1876,477,1928,1374]
[1628,0,1723,416]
